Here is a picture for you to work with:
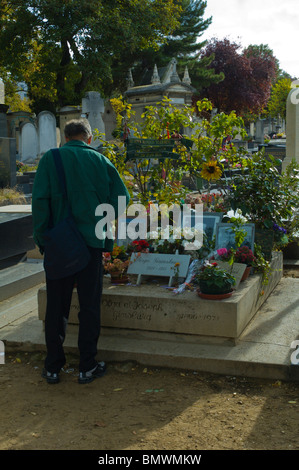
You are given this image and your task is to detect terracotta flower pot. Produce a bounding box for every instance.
[197,288,234,300]
[241,266,252,282]
[110,271,129,284]
[198,279,233,295]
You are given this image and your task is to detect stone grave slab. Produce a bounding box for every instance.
[0,212,35,265]
[38,252,283,342]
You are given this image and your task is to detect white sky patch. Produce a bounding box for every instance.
[202,0,298,78]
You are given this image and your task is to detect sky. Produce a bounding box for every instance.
[202,0,298,78]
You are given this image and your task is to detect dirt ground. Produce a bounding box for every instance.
[0,267,298,452]
[0,350,298,451]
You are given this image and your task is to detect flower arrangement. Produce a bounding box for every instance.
[234,246,256,266]
[127,239,150,254]
[194,261,236,295]
[104,258,130,275]
[217,246,256,269]
[147,225,204,258]
[103,244,130,277]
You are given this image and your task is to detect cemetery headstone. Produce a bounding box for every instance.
[37,111,57,157]
[255,118,265,144]
[283,87,299,171]
[20,122,38,162]
[82,91,106,147]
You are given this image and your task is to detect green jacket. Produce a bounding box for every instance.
[32,140,130,252]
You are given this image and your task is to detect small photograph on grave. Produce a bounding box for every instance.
[215,223,255,252]
[203,212,223,241]
[181,208,223,242]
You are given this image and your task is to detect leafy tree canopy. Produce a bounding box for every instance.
[196,38,279,117]
[266,77,292,121]
[0,0,182,112]
[117,0,223,94]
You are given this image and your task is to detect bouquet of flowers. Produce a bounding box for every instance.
[103,244,130,276]
[127,239,150,254]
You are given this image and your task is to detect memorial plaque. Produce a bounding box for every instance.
[127,252,191,286]
[215,261,247,289]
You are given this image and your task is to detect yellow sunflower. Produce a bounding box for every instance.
[200,160,222,181]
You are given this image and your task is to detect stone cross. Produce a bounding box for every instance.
[82,91,105,147]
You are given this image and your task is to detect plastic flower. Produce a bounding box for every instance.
[200,160,222,181]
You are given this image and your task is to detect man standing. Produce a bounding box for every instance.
[32,119,130,384]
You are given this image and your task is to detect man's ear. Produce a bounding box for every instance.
[87,136,92,145]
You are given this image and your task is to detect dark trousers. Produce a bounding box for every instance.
[44,247,103,373]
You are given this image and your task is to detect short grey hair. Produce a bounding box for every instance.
[64,119,92,140]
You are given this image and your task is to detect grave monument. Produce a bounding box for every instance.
[82,91,105,147]
[0,79,17,188]
[283,87,299,171]
[37,111,57,157]
[19,121,38,162]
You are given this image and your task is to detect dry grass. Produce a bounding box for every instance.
[0,187,27,206]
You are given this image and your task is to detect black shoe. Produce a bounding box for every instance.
[42,368,60,384]
[78,361,106,384]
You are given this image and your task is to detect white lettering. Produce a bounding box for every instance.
[95,204,115,240]
[290,80,299,105]
[98,455,133,467]
[126,203,147,240]
[142,454,201,465]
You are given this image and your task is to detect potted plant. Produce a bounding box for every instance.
[234,246,256,281]
[103,244,130,283]
[104,258,130,283]
[194,261,236,299]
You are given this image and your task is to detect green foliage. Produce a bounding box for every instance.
[110,0,223,95]
[101,96,197,206]
[252,244,272,288]
[227,154,299,241]
[0,0,182,109]
[190,99,247,179]
[195,263,236,291]
[266,78,292,120]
